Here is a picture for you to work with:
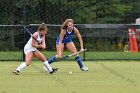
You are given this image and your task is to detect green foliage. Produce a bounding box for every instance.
[0,0,135,24]
[95,0,132,23]
[94,37,113,51]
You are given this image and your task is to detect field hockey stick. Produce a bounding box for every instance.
[56,49,87,61]
[21,24,41,44]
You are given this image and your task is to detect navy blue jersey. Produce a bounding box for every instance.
[56,27,74,45]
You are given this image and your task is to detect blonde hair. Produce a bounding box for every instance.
[61,19,74,29]
[38,23,48,31]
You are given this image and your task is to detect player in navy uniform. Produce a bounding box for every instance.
[47,19,88,71]
[12,23,58,75]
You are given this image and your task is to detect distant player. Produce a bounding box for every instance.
[12,23,58,75]
[47,19,88,71]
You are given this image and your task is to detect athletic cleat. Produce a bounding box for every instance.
[12,70,19,75]
[81,66,88,72]
[50,68,58,74]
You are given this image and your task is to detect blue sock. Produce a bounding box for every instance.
[48,56,56,64]
[75,56,83,68]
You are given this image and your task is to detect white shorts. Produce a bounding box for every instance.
[24,47,37,55]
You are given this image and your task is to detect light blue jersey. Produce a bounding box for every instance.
[56,27,74,45]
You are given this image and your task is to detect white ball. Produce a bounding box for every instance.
[69,71,72,74]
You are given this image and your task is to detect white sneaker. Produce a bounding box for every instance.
[12,70,19,75]
[43,66,58,74]
[81,66,88,72]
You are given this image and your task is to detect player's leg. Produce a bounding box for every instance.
[66,42,88,71]
[56,44,64,58]
[12,52,33,75]
[33,50,58,74]
[66,42,83,68]
[48,44,64,64]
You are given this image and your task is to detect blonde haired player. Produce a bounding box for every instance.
[12,23,58,75]
[47,19,88,71]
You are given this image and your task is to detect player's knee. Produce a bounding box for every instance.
[40,57,46,62]
[26,62,31,66]
[57,56,62,59]
[56,55,62,59]
[26,63,30,66]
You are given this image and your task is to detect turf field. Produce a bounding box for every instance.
[0,61,140,93]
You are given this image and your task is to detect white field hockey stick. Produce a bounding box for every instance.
[56,49,87,61]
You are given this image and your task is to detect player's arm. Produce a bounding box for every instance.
[74,27,84,51]
[41,35,46,49]
[31,32,41,48]
[59,29,65,44]
[57,29,65,54]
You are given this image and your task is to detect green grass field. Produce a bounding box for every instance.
[0,61,140,93]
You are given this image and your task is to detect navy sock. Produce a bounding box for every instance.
[75,56,83,68]
[48,56,56,64]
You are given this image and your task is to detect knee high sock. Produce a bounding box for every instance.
[43,60,53,72]
[16,62,26,72]
[75,56,84,68]
[48,56,56,64]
